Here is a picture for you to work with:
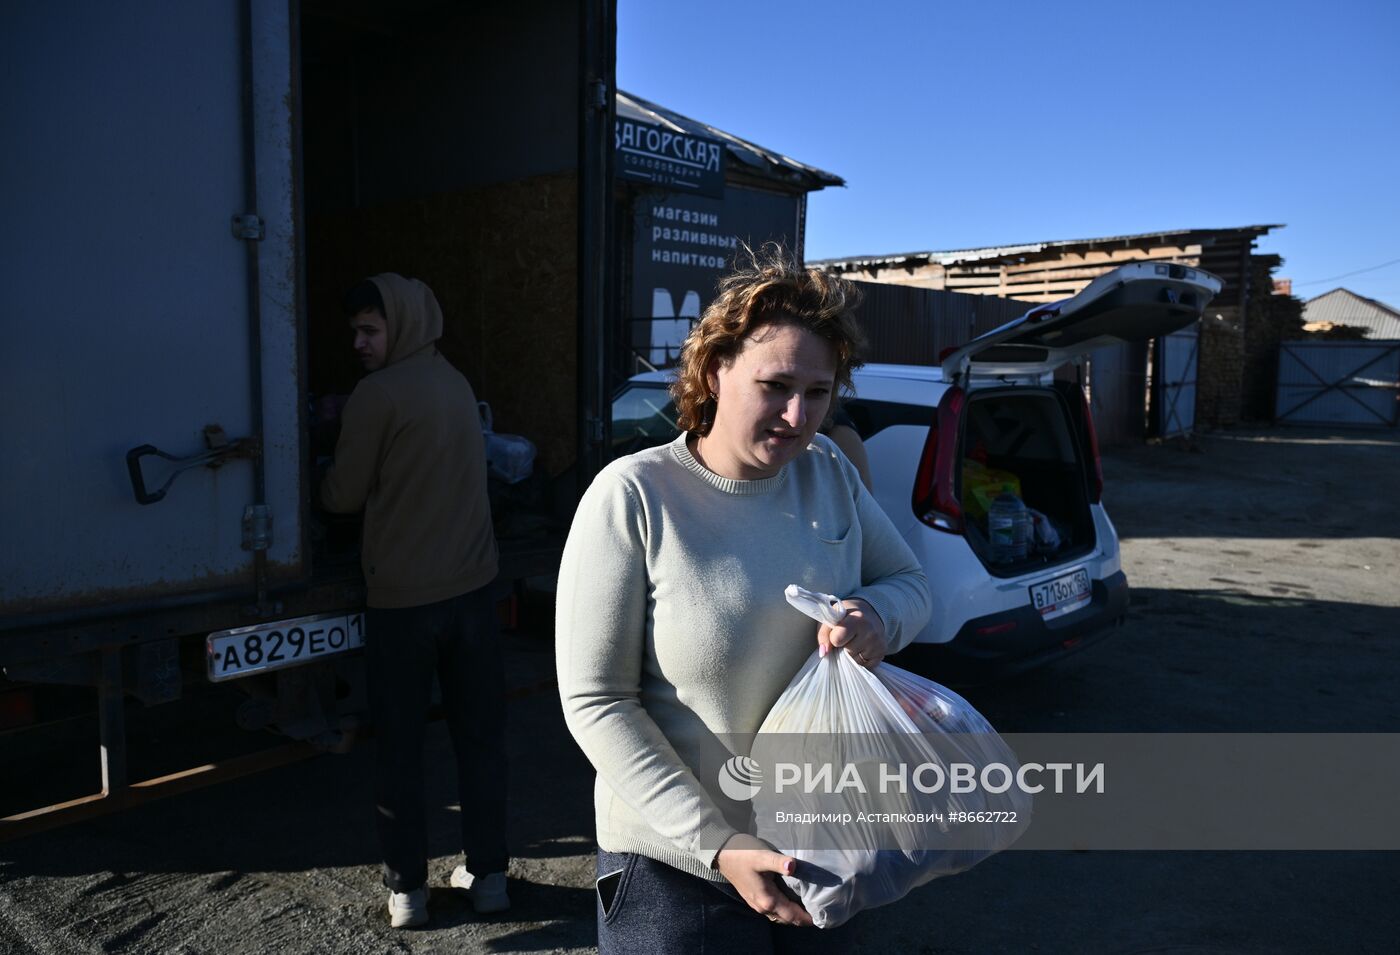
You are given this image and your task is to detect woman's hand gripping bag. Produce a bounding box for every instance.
[748,587,1032,929]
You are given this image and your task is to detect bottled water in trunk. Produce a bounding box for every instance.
[988,485,1031,563]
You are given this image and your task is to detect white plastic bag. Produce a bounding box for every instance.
[750,587,1031,929]
[1027,506,1061,551]
[478,401,536,484]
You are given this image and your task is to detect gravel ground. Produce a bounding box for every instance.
[2,426,1397,954]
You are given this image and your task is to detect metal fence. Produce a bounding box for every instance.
[850,281,1031,365]
[1276,340,1400,427]
[1086,341,1147,447]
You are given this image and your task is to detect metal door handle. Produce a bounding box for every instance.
[125,425,258,505]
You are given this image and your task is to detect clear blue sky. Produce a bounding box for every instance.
[618,0,1400,306]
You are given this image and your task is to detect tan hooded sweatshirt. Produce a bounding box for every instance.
[320,273,498,608]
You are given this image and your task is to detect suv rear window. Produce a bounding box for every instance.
[963,392,1079,464]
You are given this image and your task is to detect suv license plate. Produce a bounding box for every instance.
[1030,569,1091,621]
[207,611,365,683]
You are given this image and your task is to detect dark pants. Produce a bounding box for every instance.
[366,587,509,893]
[595,850,863,954]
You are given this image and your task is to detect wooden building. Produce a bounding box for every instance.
[812,226,1301,428]
[809,226,1278,304]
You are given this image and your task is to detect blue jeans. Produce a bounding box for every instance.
[595,850,864,954]
[366,587,508,893]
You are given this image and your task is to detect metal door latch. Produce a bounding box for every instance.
[125,425,260,505]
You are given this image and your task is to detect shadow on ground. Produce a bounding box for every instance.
[959,588,1400,733]
[1103,427,1400,540]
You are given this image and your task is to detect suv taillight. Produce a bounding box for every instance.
[1080,388,1104,503]
[912,386,965,533]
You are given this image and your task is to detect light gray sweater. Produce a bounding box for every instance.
[556,432,931,881]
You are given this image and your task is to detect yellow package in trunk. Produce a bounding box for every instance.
[962,459,1022,521]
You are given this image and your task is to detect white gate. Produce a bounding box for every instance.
[1155,322,1199,438]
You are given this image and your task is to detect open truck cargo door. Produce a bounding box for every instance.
[0,0,303,621]
[940,262,1222,383]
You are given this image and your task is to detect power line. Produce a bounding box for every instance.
[1294,256,1400,287]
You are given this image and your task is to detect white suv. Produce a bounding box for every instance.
[610,263,1221,680]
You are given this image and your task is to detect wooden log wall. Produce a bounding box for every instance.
[1196,308,1245,428]
[1242,255,1305,421]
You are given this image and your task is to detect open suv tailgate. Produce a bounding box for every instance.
[941,262,1222,382]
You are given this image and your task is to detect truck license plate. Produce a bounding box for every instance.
[1029,568,1091,621]
[207,611,365,682]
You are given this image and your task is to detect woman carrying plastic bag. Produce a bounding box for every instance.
[556,248,932,952]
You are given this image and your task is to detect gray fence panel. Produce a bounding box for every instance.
[1087,342,1148,447]
[851,282,1031,365]
[1276,341,1400,427]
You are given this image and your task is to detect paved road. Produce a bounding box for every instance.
[2,427,1397,953]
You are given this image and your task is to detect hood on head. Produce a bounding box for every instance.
[368,273,444,366]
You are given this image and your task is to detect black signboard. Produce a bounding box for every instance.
[630,188,801,367]
[615,117,725,199]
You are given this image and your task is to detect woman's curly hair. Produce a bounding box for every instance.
[671,244,866,435]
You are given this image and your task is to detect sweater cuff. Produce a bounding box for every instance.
[851,589,904,654]
[692,822,741,870]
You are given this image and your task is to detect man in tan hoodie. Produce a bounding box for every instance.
[321,273,508,928]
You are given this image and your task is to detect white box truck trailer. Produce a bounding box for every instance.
[0,0,616,832]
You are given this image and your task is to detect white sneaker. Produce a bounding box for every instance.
[387,887,428,928]
[450,866,510,913]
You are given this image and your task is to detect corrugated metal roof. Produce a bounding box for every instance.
[617,90,843,192]
[1302,288,1400,339]
[809,224,1283,271]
